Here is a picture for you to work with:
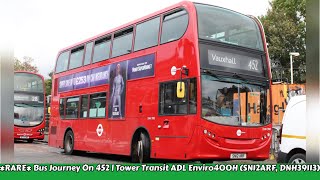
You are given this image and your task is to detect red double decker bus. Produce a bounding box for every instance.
[14,72,46,142]
[49,1,272,162]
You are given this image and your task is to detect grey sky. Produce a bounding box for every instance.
[1,0,270,79]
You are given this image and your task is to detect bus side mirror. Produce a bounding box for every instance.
[177,82,185,98]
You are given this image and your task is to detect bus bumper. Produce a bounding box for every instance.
[188,126,271,160]
[14,133,45,140]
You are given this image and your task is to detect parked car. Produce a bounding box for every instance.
[277,95,306,163]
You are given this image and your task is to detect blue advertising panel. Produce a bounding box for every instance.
[73,70,90,90]
[90,65,110,87]
[58,54,155,93]
[58,74,74,92]
[58,65,110,92]
[127,53,155,80]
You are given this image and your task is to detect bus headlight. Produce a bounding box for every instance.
[203,129,215,139]
[37,128,45,133]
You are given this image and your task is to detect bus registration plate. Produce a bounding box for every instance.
[20,136,29,139]
[230,153,246,159]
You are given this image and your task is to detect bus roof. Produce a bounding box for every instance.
[58,1,194,54]
[14,71,45,80]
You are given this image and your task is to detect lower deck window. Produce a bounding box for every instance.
[89,93,107,118]
[66,97,79,119]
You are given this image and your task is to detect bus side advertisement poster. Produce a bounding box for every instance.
[58,66,110,93]
[108,61,127,119]
[127,53,155,80]
[58,53,155,93]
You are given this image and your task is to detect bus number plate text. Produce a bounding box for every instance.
[20,136,29,139]
[230,153,246,159]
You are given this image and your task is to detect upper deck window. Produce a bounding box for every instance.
[69,46,84,69]
[161,9,189,44]
[14,73,43,93]
[55,51,69,73]
[134,17,160,51]
[195,4,263,51]
[93,36,111,63]
[112,27,134,58]
[83,42,93,65]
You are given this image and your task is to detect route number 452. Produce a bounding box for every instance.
[248,60,258,71]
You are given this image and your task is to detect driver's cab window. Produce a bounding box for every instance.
[159,78,197,115]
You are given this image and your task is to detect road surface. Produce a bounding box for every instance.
[14,140,128,164]
[14,140,276,164]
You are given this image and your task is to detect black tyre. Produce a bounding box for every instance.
[64,130,74,155]
[200,160,213,164]
[131,132,150,163]
[27,139,34,143]
[288,153,306,164]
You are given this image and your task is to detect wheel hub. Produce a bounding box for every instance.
[137,140,143,162]
[292,158,305,164]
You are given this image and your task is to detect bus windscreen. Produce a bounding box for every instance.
[201,74,269,126]
[14,72,44,93]
[14,103,44,127]
[14,73,44,127]
[195,3,263,51]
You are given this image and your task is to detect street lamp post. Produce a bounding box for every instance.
[289,52,300,84]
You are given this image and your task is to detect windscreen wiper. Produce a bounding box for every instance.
[200,68,222,80]
[232,73,249,84]
[14,103,29,107]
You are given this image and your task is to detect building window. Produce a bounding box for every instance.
[65,97,79,119]
[69,46,84,69]
[134,17,160,51]
[161,9,189,44]
[55,51,69,73]
[89,93,107,118]
[112,27,133,57]
[93,36,111,63]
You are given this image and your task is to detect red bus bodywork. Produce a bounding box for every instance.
[14,71,46,141]
[49,1,272,161]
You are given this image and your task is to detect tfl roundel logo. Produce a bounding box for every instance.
[236,129,245,136]
[96,124,104,137]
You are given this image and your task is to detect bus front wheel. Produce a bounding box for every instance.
[64,130,74,155]
[132,132,150,163]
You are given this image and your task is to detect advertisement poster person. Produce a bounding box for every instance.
[109,62,127,119]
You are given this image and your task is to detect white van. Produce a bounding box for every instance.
[277,95,306,163]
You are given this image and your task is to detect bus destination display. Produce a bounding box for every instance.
[208,49,263,74]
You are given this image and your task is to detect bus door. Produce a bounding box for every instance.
[155,79,197,159]
[50,96,70,147]
[85,92,111,151]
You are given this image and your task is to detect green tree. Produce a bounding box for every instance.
[259,0,306,83]
[14,56,39,73]
[45,71,53,96]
